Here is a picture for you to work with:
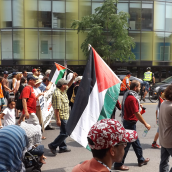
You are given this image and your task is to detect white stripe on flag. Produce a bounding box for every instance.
[70,81,107,148]
[51,69,59,83]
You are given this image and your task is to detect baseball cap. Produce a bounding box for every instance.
[126,71,132,75]
[12,72,17,75]
[32,68,37,73]
[4,71,8,74]
[87,119,138,150]
[56,78,68,87]
[27,74,38,81]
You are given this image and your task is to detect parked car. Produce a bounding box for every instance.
[151,76,172,97]
[117,75,143,84]
[117,75,143,95]
[7,72,44,90]
[115,69,128,75]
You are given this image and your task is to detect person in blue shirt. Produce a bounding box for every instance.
[39,77,52,92]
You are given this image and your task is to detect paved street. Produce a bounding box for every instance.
[29,96,172,172]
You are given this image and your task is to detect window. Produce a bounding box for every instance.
[13,40,20,54]
[52,0,65,28]
[41,41,48,54]
[2,0,12,28]
[154,2,165,31]
[129,2,141,30]
[38,0,51,28]
[160,46,170,61]
[1,30,12,60]
[141,3,153,30]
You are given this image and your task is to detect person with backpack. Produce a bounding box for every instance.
[21,74,39,125]
[16,77,27,124]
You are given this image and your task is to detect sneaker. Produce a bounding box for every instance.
[152,143,161,148]
[48,144,56,155]
[45,125,55,130]
[59,148,71,153]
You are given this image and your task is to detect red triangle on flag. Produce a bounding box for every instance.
[55,63,66,71]
[92,48,120,93]
[159,96,164,104]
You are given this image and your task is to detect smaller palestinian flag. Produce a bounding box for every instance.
[49,63,66,84]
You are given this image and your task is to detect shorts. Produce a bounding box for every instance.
[142,81,150,91]
[0,98,5,106]
[157,127,159,133]
[27,113,40,125]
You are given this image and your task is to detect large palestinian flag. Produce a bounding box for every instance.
[66,47,121,148]
[49,63,66,84]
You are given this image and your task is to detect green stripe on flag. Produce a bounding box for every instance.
[86,144,91,151]
[55,69,66,84]
[98,83,120,120]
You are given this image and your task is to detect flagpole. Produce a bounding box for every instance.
[54,62,74,73]
[88,44,92,51]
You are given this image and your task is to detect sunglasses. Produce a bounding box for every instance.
[115,142,127,147]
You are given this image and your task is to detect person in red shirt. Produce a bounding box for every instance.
[72,119,138,172]
[21,74,39,125]
[114,80,151,171]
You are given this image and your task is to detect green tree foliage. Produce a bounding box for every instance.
[71,0,135,65]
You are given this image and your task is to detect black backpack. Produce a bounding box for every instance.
[16,86,31,111]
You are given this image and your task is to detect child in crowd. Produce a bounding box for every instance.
[0,98,16,129]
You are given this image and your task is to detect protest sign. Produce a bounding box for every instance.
[39,84,56,128]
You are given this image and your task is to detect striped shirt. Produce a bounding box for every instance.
[52,88,69,120]
[0,125,28,172]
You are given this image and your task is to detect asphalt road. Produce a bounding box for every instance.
[26,96,172,172]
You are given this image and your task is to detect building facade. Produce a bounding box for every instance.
[0,0,171,79]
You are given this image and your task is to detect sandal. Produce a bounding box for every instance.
[42,136,46,140]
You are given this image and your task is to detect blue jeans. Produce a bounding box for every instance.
[29,145,44,157]
[114,120,145,167]
[50,119,68,150]
[4,91,9,100]
[160,146,172,172]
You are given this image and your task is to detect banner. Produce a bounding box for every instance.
[39,84,56,128]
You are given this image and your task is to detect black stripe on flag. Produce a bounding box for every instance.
[49,64,57,81]
[66,48,96,136]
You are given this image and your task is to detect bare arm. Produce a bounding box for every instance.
[0,113,5,127]
[54,109,61,127]
[12,78,16,90]
[3,84,11,92]
[46,82,52,90]
[68,72,78,88]
[22,98,29,119]
[153,77,155,84]
[36,92,44,100]
[126,83,130,89]
[15,81,20,92]
[134,112,151,130]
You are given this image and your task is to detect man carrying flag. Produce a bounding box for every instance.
[48,73,77,155]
